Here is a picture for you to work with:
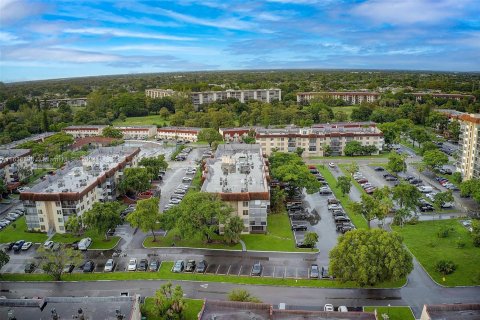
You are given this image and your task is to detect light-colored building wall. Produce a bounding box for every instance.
[116,126,157,140]
[0,149,33,185]
[63,125,106,138]
[156,127,200,142]
[457,114,480,180]
[145,89,176,99]
[297,92,380,105]
[191,89,281,106]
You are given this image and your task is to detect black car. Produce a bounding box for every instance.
[5,242,15,251]
[63,264,75,273]
[385,176,398,182]
[374,167,385,171]
[251,262,262,276]
[83,260,95,273]
[12,240,25,252]
[138,259,149,271]
[321,265,330,278]
[149,260,160,272]
[296,241,313,248]
[291,224,308,231]
[419,205,434,212]
[196,260,208,273]
[69,241,79,250]
[24,262,36,273]
[185,260,196,272]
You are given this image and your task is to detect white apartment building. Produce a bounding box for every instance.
[40,98,88,108]
[63,125,107,138]
[256,122,384,157]
[191,89,281,107]
[201,144,270,234]
[116,126,157,140]
[156,127,200,142]
[297,91,380,105]
[20,147,140,233]
[0,149,33,188]
[411,93,476,102]
[457,114,480,180]
[145,88,177,99]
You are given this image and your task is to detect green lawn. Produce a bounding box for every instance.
[51,230,120,250]
[145,214,313,252]
[26,168,50,186]
[317,166,369,229]
[0,217,48,243]
[142,297,203,320]
[112,115,170,126]
[393,219,480,286]
[364,306,415,320]
[331,106,358,118]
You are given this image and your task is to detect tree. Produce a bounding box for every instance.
[387,152,407,175]
[198,128,223,146]
[334,110,348,122]
[64,215,83,236]
[0,180,6,198]
[102,126,123,139]
[270,187,286,213]
[392,183,421,226]
[0,250,10,274]
[153,282,186,319]
[295,147,304,157]
[472,220,480,247]
[329,229,413,286]
[82,202,122,240]
[343,141,363,156]
[435,260,457,275]
[433,191,454,213]
[228,289,261,303]
[164,192,233,243]
[322,144,332,157]
[127,197,161,241]
[37,246,83,281]
[422,149,448,172]
[337,176,352,196]
[409,127,429,147]
[223,216,244,244]
[303,232,319,248]
[159,107,170,119]
[451,172,462,185]
[420,141,438,155]
[119,167,151,195]
[139,155,168,180]
[447,120,461,141]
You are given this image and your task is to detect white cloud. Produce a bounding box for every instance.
[63,27,195,41]
[2,47,120,63]
[0,0,46,25]
[352,0,471,25]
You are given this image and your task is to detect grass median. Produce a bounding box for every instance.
[364,306,415,320]
[0,217,48,244]
[142,297,203,320]
[316,166,368,229]
[51,230,120,250]
[0,261,406,289]
[112,115,170,126]
[393,219,480,286]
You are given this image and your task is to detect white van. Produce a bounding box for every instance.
[78,237,92,251]
[418,185,433,193]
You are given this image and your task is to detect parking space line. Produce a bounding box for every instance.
[215,265,221,275]
[295,267,298,279]
[226,265,231,275]
[238,265,242,276]
[284,266,286,278]
[273,266,275,277]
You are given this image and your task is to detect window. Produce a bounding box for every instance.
[59,226,64,231]
[55,201,61,206]
[57,210,62,215]
[243,201,249,207]
[41,225,45,231]
[58,218,63,222]
[243,210,249,216]
[38,209,43,215]
[39,217,44,222]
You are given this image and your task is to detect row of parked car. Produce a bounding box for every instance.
[164,167,197,211]
[435,175,459,191]
[0,207,25,230]
[353,171,377,195]
[172,259,208,273]
[174,147,193,161]
[327,198,356,234]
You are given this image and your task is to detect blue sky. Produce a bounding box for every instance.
[0,0,479,82]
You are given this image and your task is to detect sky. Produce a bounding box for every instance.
[0,0,479,82]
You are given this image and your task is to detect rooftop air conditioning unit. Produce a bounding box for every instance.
[62,188,69,192]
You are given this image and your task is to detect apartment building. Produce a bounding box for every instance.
[219,127,255,142]
[201,144,270,234]
[0,149,33,189]
[256,122,384,157]
[63,125,107,138]
[40,98,88,108]
[145,88,176,99]
[1,132,55,150]
[156,127,201,142]
[20,147,140,233]
[191,89,281,107]
[116,125,157,140]
[457,113,480,180]
[297,91,380,105]
[410,93,476,102]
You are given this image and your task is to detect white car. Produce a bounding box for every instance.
[338,306,348,312]
[169,198,181,204]
[328,163,335,168]
[324,304,334,312]
[21,242,33,251]
[127,258,137,271]
[43,241,54,250]
[328,204,342,210]
[104,259,115,272]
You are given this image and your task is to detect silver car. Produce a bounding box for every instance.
[104,259,115,272]
[172,260,184,273]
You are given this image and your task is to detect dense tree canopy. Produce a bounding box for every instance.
[82,202,123,239]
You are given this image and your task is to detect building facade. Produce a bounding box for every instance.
[63,125,107,138]
[457,114,480,180]
[0,149,33,188]
[219,127,255,142]
[145,88,177,99]
[156,127,201,142]
[411,93,476,102]
[191,89,281,107]
[297,91,379,105]
[116,126,157,140]
[20,147,140,233]
[40,98,88,108]
[201,144,270,234]
[256,122,384,157]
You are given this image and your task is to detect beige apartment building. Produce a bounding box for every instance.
[410,92,476,102]
[145,88,177,99]
[191,89,281,107]
[201,144,269,234]
[20,147,140,233]
[156,127,200,142]
[256,122,384,157]
[297,91,380,105]
[0,149,33,189]
[116,126,157,140]
[457,114,480,180]
[63,125,107,138]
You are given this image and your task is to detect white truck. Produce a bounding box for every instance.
[78,237,92,251]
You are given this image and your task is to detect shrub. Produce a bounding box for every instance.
[228,289,262,303]
[473,234,480,247]
[435,260,457,275]
[406,216,419,225]
[437,226,452,238]
[456,240,466,249]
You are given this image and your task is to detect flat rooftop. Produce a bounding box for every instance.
[201,144,268,194]
[0,149,31,161]
[0,132,55,150]
[27,146,138,194]
[425,304,480,320]
[256,124,381,136]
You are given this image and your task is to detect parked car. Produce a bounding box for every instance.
[138,259,148,271]
[321,265,330,278]
[83,260,95,273]
[196,260,208,273]
[43,241,54,250]
[374,167,385,171]
[24,262,36,273]
[291,224,308,231]
[356,178,369,184]
[12,240,25,252]
[310,264,319,278]
[4,242,15,252]
[338,306,348,312]
[328,204,342,211]
[439,168,453,175]
[384,176,398,181]
[62,264,75,274]
[182,177,192,183]
[185,260,196,272]
[418,186,433,193]
[319,187,332,195]
[324,304,334,312]
[21,242,33,251]
[251,262,263,276]
[328,162,336,168]
[172,260,184,273]
[127,258,138,271]
[149,260,160,272]
[104,259,116,272]
[78,237,92,251]
[327,198,339,205]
